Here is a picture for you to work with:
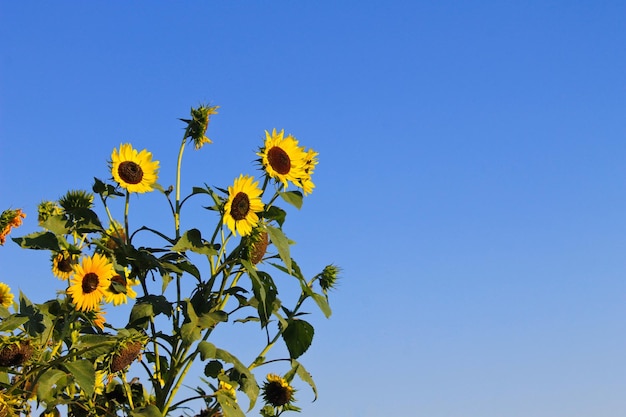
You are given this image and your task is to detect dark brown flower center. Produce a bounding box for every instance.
[82,273,100,294]
[264,381,292,406]
[267,147,291,175]
[118,161,144,184]
[110,275,127,294]
[57,255,73,273]
[230,192,250,221]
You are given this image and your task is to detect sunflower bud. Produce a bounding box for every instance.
[37,201,63,225]
[181,104,219,150]
[59,190,94,212]
[318,264,341,294]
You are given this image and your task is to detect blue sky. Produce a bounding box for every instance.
[1,1,625,416]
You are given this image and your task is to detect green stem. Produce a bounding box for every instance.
[124,191,130,243]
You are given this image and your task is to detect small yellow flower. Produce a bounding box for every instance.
[110,144,160,193]
[104,271,138,306]
[67,253,115,312]
[0,209,26,246]
[223,175,264,236]
[0,283,14,308]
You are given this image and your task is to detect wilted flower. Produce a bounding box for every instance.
[0,339,33,367]
[0,209,25,246]
[109,340,144,373]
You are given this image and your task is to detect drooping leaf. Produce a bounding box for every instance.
[63,359,96,397]
[216,390,246,417]
[284,359,318,400]
[265,226,291,273]
[281,319,314,359]
[263,206,287,227]
[279,190,303,209]
[36,368,66,404]
[243,261,278,328]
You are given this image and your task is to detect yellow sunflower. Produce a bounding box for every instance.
[262,374,295,407]
[258,129,307,188]
[67,253,115,312]
[110,144,160,193]
[223,175,264,236]
[296,147,319,196]
[104,271,138,306]
[0,283,14,308]
[51,251,75,280]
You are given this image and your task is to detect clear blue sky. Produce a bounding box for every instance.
[1,1,625,416]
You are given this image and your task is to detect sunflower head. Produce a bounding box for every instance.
[59,190,94,212]
[223,175,264,236]
[67,253,115,312]
[109,336,145,373]
[0,338,33,367]
[262,374,295,407]
[297,148,319,195]
[257,129,307,189]
[0,283,14,308]
[104,269,138,306]
[181,104,220,150]
[0,209,25,246]
[51,251,76,280]
[110,144,160,193]
[102,221,126,250]
[37,201,63,225]
[244,227,269,265]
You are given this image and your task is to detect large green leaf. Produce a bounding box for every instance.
[243,261,278,328]
[281,319,314,359]
[12,231,61,251]
[63,359,95,397]
[216,390,246,417]
[284,359,318,400]
[36,368,66,404]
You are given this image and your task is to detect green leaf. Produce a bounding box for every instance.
[264,206,287,227]
[93,177,124,198]
[40,215,70,235]
[281,319,314,359]
[243,261,278,328]
[311,292,332,318]
[216,390,246,417]
[130,405,163,417]
[279,190,303,209]
[0,315,28,332]
[171,229,218,256]
[284,359,318,400]
[12,231,61,251]
[63,360,95,397]
[265,226,291,273]
[70,208,104,233]
[36,368,66,404]
[198,342,259,410]
[128,295,172,329]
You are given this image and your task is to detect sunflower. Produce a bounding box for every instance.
[67,253,115,312]
[51,251,75,280]
[0,283,14,308]
[258,129,307,188]
[0,208,25,246]
[223,175,264,236]
[102,221,126,250]
[262,374,295,407]
[296,148,319,196]
[104,271,138,306]
[110,144,159,193]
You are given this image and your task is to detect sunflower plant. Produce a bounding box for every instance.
[0,104,339,417]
